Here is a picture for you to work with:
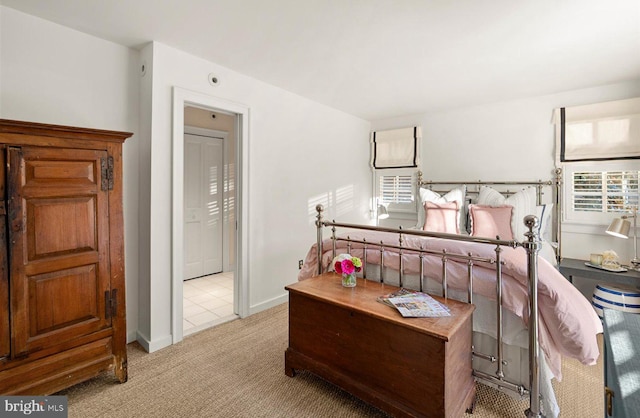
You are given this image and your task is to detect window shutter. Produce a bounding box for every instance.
[379,174,413,204]
[371,127,421,169]
[572,171,603,212]
[607,171,639,212]
[572,170,639,213]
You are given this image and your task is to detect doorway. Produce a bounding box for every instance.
[171,87,250,344]
[182,114,235,336]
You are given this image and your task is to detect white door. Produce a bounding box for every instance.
[184,134,224,280]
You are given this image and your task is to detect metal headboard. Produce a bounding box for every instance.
[416,169,563,262]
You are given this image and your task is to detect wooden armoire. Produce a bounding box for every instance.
[0,119,131,394]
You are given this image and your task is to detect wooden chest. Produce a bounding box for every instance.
[285,273,475,417]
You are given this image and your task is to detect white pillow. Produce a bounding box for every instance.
[417,186,466,233]
[477,186,537,241]
[535,203,554,242]
[538,240,558,266]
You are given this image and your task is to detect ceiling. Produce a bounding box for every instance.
[1,0,639,120]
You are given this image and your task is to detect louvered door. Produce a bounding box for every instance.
[8,146,112,356]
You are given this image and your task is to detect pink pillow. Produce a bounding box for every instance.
[469,204,513,240]
[423,201,459,234]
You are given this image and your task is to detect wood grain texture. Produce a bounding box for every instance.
[0,337,115,395]
[10,146,111,355]
[106,141,128,383]
[285,273,476,417]
[0,146,8,360]
[0,119,130,394]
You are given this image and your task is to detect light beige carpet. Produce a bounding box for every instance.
[58,303,603,417]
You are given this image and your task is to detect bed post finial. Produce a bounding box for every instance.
[316,205,324,275]
[316,203,324,274]
[523,214,544,418]
[524,215,539,235]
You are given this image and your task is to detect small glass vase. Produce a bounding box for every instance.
[341,272,357,287]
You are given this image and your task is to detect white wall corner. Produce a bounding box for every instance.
[135,331,173,354]
[127,330,138,344]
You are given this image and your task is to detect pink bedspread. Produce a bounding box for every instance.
[298,230,602,380]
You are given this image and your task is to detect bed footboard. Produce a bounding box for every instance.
[313,204,544,417]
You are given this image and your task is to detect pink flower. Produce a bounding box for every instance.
[331,254,362,275]
[341,259,355,275]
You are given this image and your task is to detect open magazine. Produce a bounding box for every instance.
[377,288,451,318]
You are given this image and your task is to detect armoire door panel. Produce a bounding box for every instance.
[28,264,101,337]
[26,160,96,185]
[8,146,111,355]
[27,197,97,260]
[23,252,100,277]
[20,151,99,201]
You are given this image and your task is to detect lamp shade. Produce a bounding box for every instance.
[377,204,389,220]
[606,217,631,239]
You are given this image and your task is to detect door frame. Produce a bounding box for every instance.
[171,87,250,344]
[183,126,229,277]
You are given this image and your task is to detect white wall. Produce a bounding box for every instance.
[138,42,371,351]
[0,6,141,342]
[0,6,371,354]
[371,80,640,262]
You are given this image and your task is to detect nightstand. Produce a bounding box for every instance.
[558,258,640,297]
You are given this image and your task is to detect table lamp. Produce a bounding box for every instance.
[606,207,640,270]
[377,204,389,220]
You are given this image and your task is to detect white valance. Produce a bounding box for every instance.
[553,97,640,163]
[370,126,421,169]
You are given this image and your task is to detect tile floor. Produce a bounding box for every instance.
[183,271,236,336]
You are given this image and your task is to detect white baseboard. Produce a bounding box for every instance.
[132,295,288,354]
[135,331,173,353]
[249,293,288,316]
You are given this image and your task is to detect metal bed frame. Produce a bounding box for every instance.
[313,172,562,418]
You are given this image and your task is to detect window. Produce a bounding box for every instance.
[564,161,640,224]
[370,127,422,221]
[374,168,416,219]
[379,173,413,204]
[573,170,638,213]
[555,98,640,226]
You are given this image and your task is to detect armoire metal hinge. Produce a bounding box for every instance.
[101,156,114,191]
[105,289,118,319]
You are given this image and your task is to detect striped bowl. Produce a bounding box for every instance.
[592,284,640,318]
